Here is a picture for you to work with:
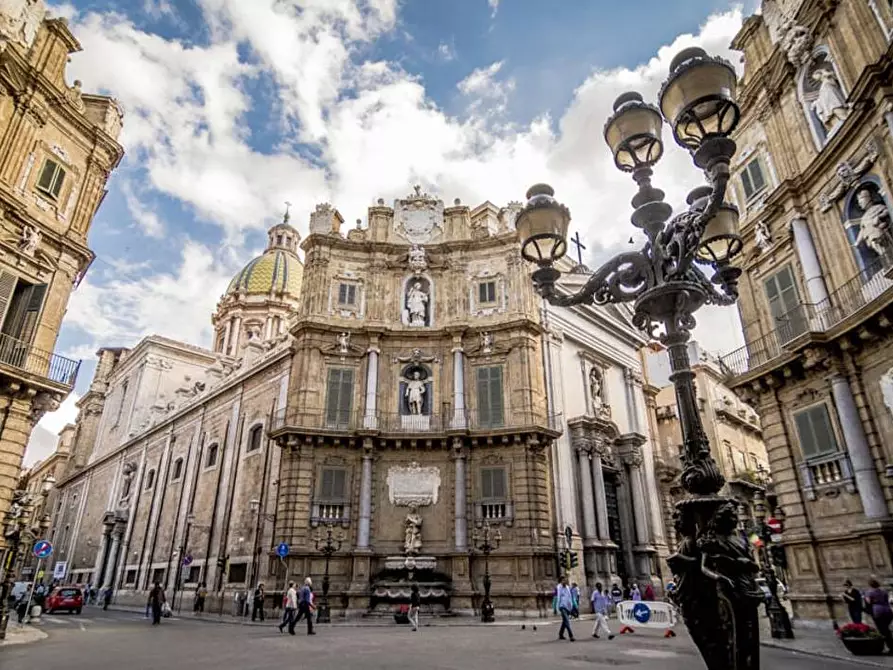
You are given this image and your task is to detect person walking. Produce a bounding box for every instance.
[409,584,421,632]
[610,583,623,610]
[555,575,576,642]
[865,578,893,652]
[643,583,655,601]
[842,580,863,624]
[194,582,207,613]
[295,577,316,635]
[252,583,266,622]
[590,582,615,640]
[570,582,581,618]
[279,581,297,634]
[102,586,113,611]
[148,582,166,625]
[630,584,642,601]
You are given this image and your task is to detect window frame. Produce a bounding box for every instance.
[480,466,509,501]
[245,423,264,454]
[317,467,348,501]
[204,443,219,470]
[35,157,67,200]
[171,457,184,483]
[792,401,841,460]
[475,365,505,428]
[324,367,355,428]
[477,280,498,306]
[227,562,248,584]
[740,156,767,202]
[144,468,156,490]
[337,282,358,307]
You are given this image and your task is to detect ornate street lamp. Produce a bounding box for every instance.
[752,492,794,639]
[472,522,501,623]
[518,47,762,670]
[313,524,343,624]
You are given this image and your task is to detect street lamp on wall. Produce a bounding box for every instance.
[518,47,759,670]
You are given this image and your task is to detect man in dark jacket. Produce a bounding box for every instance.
[252,583,265,622]
[148,582,166,625]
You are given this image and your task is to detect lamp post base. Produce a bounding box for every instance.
[316,601,331,624]
[767,596,794,639]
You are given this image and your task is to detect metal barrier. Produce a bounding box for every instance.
[616,600,678,634]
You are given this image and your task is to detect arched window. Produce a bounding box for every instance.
[171,457,184,481]
[205,443,219,469]
[145,469,156,490]
[798,47,850,149]
[246,425,263,453]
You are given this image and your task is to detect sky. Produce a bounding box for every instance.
[25,0,759,465]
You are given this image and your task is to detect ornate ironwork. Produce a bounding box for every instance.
[472,522,501,623]
[313,524,343,624]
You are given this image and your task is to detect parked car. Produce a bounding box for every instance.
[44,586,83,614]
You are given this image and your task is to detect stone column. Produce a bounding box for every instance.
[628,464,652,546]
[452,345,467,428]
[222,319,232,354]
[576,447,598,542]
[885,110,893,140]
[92,526,111,588]
[363,348,379,429]
[453,444,468,550]
[230,316,242,355]
[790,216,830,305]
[589,450,611,542]
[357,442,373,549]
[829,372,888,519]
[102,528,123,589]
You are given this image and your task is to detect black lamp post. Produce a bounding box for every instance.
[752,491,794,639]
[172,514,195,614]
[517,47,762,670]
[313,524,343,624]
[472,522,501,623]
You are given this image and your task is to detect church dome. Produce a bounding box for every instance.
[224,214,303,298]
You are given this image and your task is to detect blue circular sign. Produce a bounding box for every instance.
[32,540,53,559]
[183,555,193,566]
[632,602,651,624]
[276,542,289,558]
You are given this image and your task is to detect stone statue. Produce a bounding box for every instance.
[245,324,262,341]
[811,68,848,130]
[405,371,426,415]
[337,332,350,354]
[589,367,603,409]
[781,24,813,68]
[481,332,493,355]
[19,223,40,256]
[754,221,772,252]
[408,244,427,273]
[0,0,45,49]
[404,505,423,554]
[406,281,429,327]
[853,187,890,257]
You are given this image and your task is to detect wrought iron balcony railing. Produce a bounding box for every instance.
[270,405,563,435]
[0,332,80,389]
[719,256,893,378]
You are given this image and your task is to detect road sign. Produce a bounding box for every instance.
[770,533,783,544]
[52,561,67,580]
[183,555,193,566]
[767,518,783,534]
[276,542,289,558]
[32,539,53,559]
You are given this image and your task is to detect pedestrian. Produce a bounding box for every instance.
[842,580,862,624]
[295,577,316,635]
[570,582,580,618]
[103,586,113,611]
[631,583,642,601]
[555,575,575,642]
[194,582,207,613]
[643,583,655,601]
[865,578,893,652]
[252,582,265,622]
[279,581,297,634]
[409,584,421,632]
[611,583,623,609]
[590,582,615,640]
[148,582,166,625]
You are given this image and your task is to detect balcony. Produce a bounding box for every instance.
[474,499,514,526]
[720,256,893,379]
[799,451,855,501]
[310,499,350,527]
[0,332,80,391]
[270,406,563,437]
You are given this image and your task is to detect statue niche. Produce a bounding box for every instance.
[402,275,432,327]
[844,181,891,275]
[399,364,432,430]
[799,50,849,146]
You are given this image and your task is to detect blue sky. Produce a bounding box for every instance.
[27,0,754,461]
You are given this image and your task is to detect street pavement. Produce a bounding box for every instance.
[0,608,884,670]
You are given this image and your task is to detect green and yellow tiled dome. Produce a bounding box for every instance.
[226,249,303,297]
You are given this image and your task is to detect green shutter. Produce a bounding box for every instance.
[17,283,46,345]
[750,161,766,192]
[481,468,492,498]
[321,469,334,498]
[794,405,838,459]
[332,470,346,499]
[51,168,66,198]
[0,272,17,330]
[325,368,354,427]
[37,160,57,192]
[476,367,505,427]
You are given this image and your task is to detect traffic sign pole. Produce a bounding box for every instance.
[22,559,42,624]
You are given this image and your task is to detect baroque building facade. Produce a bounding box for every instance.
[46,193,669,617]
[719,0,893,620]
[0,1,123,563]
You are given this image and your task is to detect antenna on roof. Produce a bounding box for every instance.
[283,201,292,224]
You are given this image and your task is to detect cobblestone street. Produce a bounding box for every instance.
[0,610,883,670]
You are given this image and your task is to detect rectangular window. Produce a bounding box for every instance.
[337,283,357,306]
[171,458,184,482]
[145,469,155,490]
[740,157,767,201]
[151,568,165,585]
[325,367,354,428]
[227,563,247,584]
[319,468,347,500]
[205,444,219,469]
[0,275,47,354]
[764,265,807,340]
[115,380,129,426]
[478,280,497,305]
[481,467,507,499]
[476,366,505,428]
[187,566,201,583]
[794,404,840,459]
[36,158,66,199]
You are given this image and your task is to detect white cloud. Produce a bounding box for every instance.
[23,393,82,468]
[121,182,165,238]
[488,0,499,19]
[437,41,456,62]
[58,3,747,381]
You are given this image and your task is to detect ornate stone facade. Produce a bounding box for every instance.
[720,0,893,620]
[0,3,123,558]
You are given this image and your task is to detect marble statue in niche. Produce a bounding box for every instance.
[405,371,426,415]
[19,223,40,256]
[811,68,848,131]
[399,364,431,417]
[403,277,431,327]
[754,221,772,252]
[589,366,604,413]
[404,504,423,554]
[847,185,890,260]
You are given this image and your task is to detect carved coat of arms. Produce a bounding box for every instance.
[394,186,443,243]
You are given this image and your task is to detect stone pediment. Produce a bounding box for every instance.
[393,186,443,244]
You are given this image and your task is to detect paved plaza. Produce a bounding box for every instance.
[0,609,885,670]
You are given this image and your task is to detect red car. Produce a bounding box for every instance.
[44,586,83,614]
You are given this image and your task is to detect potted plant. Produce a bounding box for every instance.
[838,623,886,655]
